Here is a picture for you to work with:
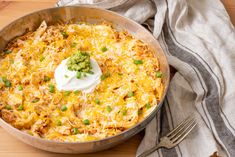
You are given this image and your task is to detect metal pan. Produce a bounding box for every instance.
[0,6,170,154]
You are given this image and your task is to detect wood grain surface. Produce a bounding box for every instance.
[0,0,234,157]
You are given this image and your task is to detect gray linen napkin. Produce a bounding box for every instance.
[56,0,235,156]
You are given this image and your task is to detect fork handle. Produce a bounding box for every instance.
[138,144,163,157]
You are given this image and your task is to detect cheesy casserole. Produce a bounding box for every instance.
[0,21,164,142]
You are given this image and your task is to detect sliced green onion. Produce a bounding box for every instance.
[17,104,24,111]
[2,77,11,87]
[145,103,151,109]
[156,71,162,78]
[74,90,79,95]
[40,56,45,62]
[64,91,71,96]
[5,105,12,110]
[76,72,82,79]
[64,75,69,78]
[133,59,143,65]
[71,42,77,48]
[95,98,100,104]
[17,85,23,91]
[4,50,12,54]
[127,91,134,98]
[122,109,127,116]
[4,81,11,87]
[83,119,90,125]
[61,31,68,38]
[100,72,111,81]
[32,98,40,103]
[106,105,112,113]
[49,84,55,93]
[87,71,94,74]
[9,59,14,64]
[73,128,79,135]
[101,46,108,52]
[138,109,142,115]
[56,120,62,126]
[60,105,68,112]
[44,76,51,82]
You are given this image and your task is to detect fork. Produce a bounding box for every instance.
[138,116,197,157]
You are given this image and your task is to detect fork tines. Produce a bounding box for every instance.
[167,116,197,144]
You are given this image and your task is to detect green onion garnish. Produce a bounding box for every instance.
[60,105,68,112]
[101,46,108,52]
[127,91,134,98]
[17,85,23,91]
[133,59,143,65]
[155,71,162,78]
[73,128,79,134]
[83,119,90,125]
[106,105,112,113]
[95,98,100,104]
[49,84,55,93]
[17,104,24,111]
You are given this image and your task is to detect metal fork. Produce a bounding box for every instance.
[138,116,197,157]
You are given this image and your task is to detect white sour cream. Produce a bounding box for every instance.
[54,58,102,93]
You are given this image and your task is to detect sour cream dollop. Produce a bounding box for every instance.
[54,58,102,93]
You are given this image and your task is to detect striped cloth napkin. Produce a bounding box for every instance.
[56,0,235,156]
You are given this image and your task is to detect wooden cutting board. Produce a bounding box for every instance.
[0,0,234,157]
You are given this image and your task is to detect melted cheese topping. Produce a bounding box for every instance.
[0,21,164,142]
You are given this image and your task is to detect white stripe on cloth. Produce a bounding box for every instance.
[56,0,235,156]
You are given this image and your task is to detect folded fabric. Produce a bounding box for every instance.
[56,0,235,156]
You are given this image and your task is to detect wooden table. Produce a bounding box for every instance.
[0,0,234,157]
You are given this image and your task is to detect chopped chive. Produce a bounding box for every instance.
[122,109,127,116]
[156,71,162,78]
[100,75,106,80]
[56,120,62,126]
[61,31,68,38]
[1,77,7,82]
[40,56,45,62]
[4,50,12,54]
[87,71,94,74]
[95,98,100,104]
[42,47,46,51]
[64,75,69,78]
[17,104,24,111]
[2,77,11,87]
[60,105,68,112]
[127,91,134,98]
[5,105,12,110]
[101,46,108,52]
[9,59,14,64]
[44,76,51,82]
[106,105,112,113]
[76,72,82,79]
[32,98,40,103]
[133,59,143,65]
[145,103,151,109]
[83,119,90,125]
[71,42,77,48]
[100,72,110,81]
[49,84,55,93]
[17,85,23,91]
[4,81,11,87]
[138,109,142,115]
[74,90,79,95]
[73,128,79,135]
[64,91,71,96]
